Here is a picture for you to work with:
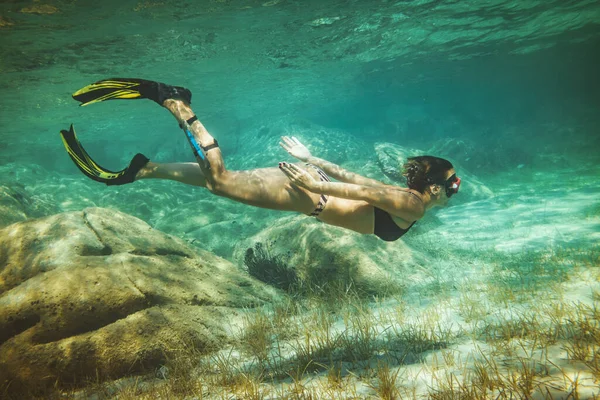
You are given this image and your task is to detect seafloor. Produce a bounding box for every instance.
[1,0,599,399]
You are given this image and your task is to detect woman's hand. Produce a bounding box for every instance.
[279,136,312,162]
[279,162,319,191]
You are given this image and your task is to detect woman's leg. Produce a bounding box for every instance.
[160,99,321,214]
[136,162,207,187]
[162,99,225,191]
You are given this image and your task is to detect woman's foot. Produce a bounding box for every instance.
[105,153,150,186]
[60,124,150,186]
[154,81,192,106]
[72,78,192,107]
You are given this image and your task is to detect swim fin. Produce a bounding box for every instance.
[60,124,150,186]
[72,78,192,107]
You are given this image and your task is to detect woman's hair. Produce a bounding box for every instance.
[402,156,454,193]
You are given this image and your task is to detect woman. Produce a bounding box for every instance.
[61,78,461,241]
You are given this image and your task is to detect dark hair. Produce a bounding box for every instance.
[402,156,454,193]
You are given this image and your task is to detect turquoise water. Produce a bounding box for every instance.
[1,0,600,398]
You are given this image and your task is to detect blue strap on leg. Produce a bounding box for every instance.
[184,127,205,160]
[181,115,218,170]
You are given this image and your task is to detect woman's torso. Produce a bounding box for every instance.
[318,191,420,237]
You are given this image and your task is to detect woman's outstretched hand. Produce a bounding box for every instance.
[279,136,312,162]
[279,162,318,191]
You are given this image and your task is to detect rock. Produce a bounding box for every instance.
[308,16,343,27]
[0,164,67,227]
[428,137,534,174]
[374,142,423,182]
[20,4,59,14]
[233,216,432,296]
[153,197,278,260]
[0,16,14,27]
[427,138,475,168]
[0,208,276,392]
[0,185,29,227]
[0,182,56,228]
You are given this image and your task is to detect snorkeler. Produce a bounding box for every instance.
[60,78,461,241]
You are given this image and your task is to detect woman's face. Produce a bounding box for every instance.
[441,168,459,203]
[430,168,458,206]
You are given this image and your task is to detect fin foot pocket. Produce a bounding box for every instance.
[60,124,150,186]
[72,78,192,107]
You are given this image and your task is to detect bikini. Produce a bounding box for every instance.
[373,191,423,242]
[306,166,421,241]
[305,164,331,216]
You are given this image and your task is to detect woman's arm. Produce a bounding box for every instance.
[316,180,423,221]
[280,136,388,187]
[305,155,389,187]
[279,162,424,221]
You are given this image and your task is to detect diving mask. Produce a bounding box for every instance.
[444,174,461,197]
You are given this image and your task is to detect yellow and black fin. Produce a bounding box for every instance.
[60,124,149,186]
[72,78,192,107]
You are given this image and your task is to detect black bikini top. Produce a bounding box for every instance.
[373,191,422,242]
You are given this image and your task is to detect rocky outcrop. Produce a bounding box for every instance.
[374,142,423,182]
[428,137,534,174]
[0,185,29,227]
[153,196,279,260]
[0,208,276,391]
[234,216,432,296]
[0,183,57,229]
[0,164,61,228]
[20,4,59,15]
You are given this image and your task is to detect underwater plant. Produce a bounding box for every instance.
[244,241,298,291]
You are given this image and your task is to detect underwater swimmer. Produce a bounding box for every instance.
[61,78,461,241]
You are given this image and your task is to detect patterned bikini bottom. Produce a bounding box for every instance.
[305,164,331,216]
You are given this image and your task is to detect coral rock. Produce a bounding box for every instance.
[0,208,276,391]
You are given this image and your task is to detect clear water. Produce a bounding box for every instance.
[1,0,599,398]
